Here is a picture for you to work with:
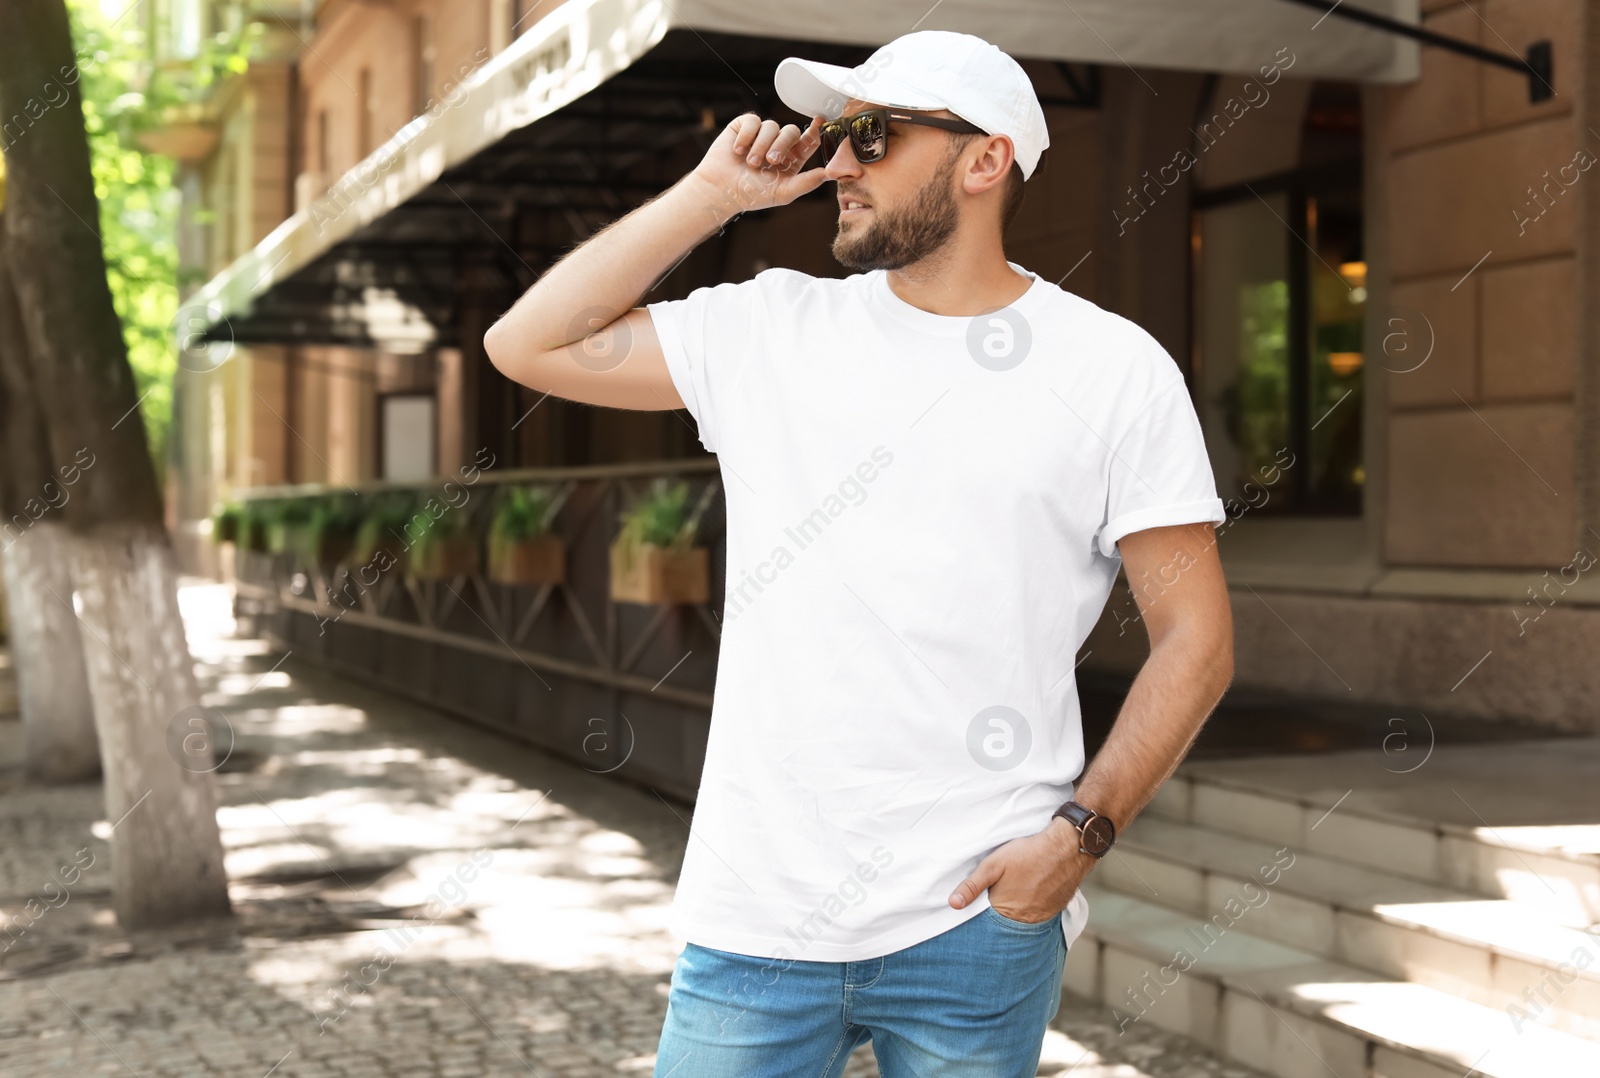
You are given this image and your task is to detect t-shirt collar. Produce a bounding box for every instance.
[869,260,1046,337]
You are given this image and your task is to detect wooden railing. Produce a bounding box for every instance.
[225,458,725,801]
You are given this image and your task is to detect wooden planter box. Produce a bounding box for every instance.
[365,547,408,576]
[267,521,314,556]
[313,532,354,568]
[407,536,480,581]
[351,536,407,575]
[610,541,708,605]
[488,534,565,586]
[243,520,270,553]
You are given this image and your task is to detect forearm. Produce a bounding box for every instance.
[485,172,734,357]
[956,629,1230,917]
[1067,628,1232,835]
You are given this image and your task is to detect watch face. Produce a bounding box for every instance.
[1082,816,1115,856]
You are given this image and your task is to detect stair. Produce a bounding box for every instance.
[1066,886,1600,1078]
[1149,756,1600,926]
[1064,756,1600,1078]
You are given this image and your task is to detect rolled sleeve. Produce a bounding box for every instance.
[1096,377,1226,558]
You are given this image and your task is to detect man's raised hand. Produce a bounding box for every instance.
[688,113,828,221]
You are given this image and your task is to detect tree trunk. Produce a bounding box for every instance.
[0,216,101,783]
[0,0,231,927]
[1,528,100,781]
[68,522,232,926]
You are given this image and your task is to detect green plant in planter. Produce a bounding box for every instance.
[488,485,565,585]
[307,495,362,566]
[351,493,417,568]
[255,500,288,552]
[406,503,478,579]
[210,500,243,545]
[236,500,271,552]
[490,485,559,545]
[265,498,317,555]
[611,477,716,604]
[614,478,698,570]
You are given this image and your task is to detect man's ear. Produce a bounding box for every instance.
[963,134,1015,197]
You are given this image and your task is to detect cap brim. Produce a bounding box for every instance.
[774,57,946,120]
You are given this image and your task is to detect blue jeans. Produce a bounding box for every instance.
[653,906,1068,1077]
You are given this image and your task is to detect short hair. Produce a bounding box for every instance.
[946,133,1030,232]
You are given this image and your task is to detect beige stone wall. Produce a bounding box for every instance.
[1383,0,1585,569]
[296,0,560,188]
[1087,581,1600,732]
[427,0,493,109]
[1073,7,1600,732]
[269,0,544,488]
[301,3,430,184]
[171,37,299,574]
[247,346,291,488]
[246,61,294,249]
[326,349,376,484]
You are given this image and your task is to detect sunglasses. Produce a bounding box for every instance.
[819,108,985,165]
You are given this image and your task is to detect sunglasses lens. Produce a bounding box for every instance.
[821,121,844,161]
[850,112,886,162]
[821,112,890,163]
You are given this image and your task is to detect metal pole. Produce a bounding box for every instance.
[1275,0,1553,103]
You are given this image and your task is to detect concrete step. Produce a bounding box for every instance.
[1102,814,1600,1041]
[1147,761,1600,928]
[1067,883,1600,1078]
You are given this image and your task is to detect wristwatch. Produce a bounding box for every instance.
[1052,800,1116,857]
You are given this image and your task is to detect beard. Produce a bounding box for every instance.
[832,155,960,272]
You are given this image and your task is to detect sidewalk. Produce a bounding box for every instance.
[0,580,1266,1077]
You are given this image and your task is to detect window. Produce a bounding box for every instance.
[316,108,330,189]
[413,15,435,115]
[490,0,512,53]
[166,0,203,60]
[358,68,374,157]
[379,394,436,481]
[1192,81,1364,515]
[511,0,534,39]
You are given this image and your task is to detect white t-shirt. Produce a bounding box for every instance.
[646,261,1225,963]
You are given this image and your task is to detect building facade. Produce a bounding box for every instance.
[167,0,1600,732]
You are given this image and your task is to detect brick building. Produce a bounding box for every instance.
[163,0,1600,731]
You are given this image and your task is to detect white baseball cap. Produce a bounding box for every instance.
[774,31,1049,180]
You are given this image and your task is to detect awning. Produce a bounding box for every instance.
[680,0,1419,82]
[183,0,1418,353]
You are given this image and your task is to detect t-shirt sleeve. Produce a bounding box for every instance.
[646,276,765,455]
[1095,376,1227,559]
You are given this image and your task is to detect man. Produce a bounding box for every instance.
[484,29,1234,1078]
